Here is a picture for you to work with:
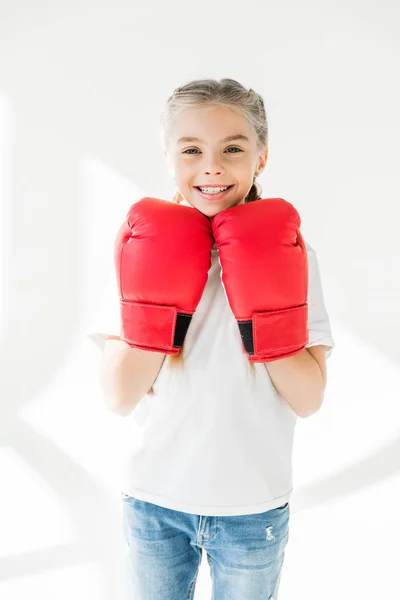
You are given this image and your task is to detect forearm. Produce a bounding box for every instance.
[264,348,324,418]
[100,339,166,416]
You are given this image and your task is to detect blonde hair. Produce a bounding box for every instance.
[161,78,269,375]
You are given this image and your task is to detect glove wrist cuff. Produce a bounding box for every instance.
[238,303,309,362]
[119,300,192,354]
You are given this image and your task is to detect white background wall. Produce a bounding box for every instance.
[1,1,399,598]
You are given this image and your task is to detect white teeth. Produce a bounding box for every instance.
[199,186,228,194]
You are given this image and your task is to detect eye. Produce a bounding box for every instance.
[182,147,243,155]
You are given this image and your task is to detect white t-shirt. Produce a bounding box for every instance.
[86,240,335,517]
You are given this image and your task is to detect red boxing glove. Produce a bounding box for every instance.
[114,197,214,354]
[211,198,309,362]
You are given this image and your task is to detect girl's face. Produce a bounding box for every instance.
[164,104,268,218]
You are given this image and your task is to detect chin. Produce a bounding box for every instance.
[193,205,218,218]
[185,195,244,217]
[196,205,232,219]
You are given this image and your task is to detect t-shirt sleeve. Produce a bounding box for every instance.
[84,273,121,352]
[304,240,335,359]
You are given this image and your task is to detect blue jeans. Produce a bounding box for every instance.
[121,492,290,599]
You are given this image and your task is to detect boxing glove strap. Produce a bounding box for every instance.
[120,300,192,353]
[238,303,309,359]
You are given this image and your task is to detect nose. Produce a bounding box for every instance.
[204,169,223,175]
[203,162,224,176]
[202,150,225,175]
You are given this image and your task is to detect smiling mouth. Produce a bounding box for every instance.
[194,185,234,191]
[193,185,235,201]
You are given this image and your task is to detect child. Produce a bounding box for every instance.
[86,78,335,600]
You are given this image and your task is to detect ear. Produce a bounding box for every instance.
[257,147,269,174]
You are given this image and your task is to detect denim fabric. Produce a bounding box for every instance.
[122,492,289,599]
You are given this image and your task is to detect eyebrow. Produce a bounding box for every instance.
[177,134,250,144]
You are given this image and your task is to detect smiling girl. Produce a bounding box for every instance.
[87,78,335,599]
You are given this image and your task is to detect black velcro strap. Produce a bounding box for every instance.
[173,313,192,348]
[237,320,254,355]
